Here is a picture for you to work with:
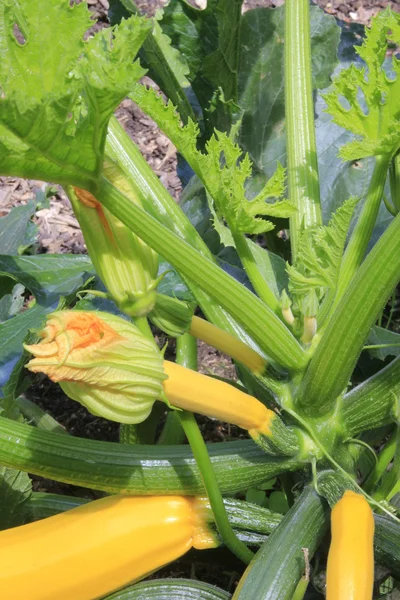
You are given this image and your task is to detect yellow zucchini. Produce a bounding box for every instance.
[326,490,374,600]
[0,495,217,600]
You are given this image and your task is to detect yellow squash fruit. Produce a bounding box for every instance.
[326,490,374,600]
[0,495,217,600]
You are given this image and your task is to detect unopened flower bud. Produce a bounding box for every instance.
[67,159,159,317]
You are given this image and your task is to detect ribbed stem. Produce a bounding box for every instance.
[298,213,400,415]
[16,396,67,435]
[105,118,281,361]
[178,410,254,564]
[285,0,321,261]
[363,429,397,493]
[232,232,280,311]
[189,315,267,374]
[96,176,306,371]
[336,155,390,303]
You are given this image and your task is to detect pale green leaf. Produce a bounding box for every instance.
[324,9,400,159]
[287,196,359,306]
[0,0,151,187]
[130,84,293,237]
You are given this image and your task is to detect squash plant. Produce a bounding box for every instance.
[0,0,399,598]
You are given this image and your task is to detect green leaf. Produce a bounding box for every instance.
[130,84,293,236]
[0,254,95,304]
[245,487,268,507]
[324,9,400,160]
[0,0,150,187]
[0,255,99,400]
[160,0,243,133]
[0,201,38,255]
[0,282,25,323]
[245,241,288,300]
[366,326,400,359]
[0,467,32,530]
[268,490,290,515]
[287,196,359,307]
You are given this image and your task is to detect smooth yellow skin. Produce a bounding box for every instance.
[326,490,375,600]
[189,315,267,374]
[0,495,216,600]
[163,360,273,432]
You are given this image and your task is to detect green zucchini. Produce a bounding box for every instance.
[374,514,400,579]
[103,578,231,599]
[340,356,400,438]
[0,417,301,494]
[232,487,329,599]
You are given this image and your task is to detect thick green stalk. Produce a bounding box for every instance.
[158,333,196,445]
[178,410,254,564]
[335,155,390,303]
[105,118,271,356]
[96,176,306,371]
[233,487,328,600]
[363,428,397,493]
[390,151,400,213]
[374,427,400,501]
[232,232,280,311]
[298,213,400,415]
[339,356,400,438]
[0,417,300,494]
[16,396,67,436]
[285,0,322,260]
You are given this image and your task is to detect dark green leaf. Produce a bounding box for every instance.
[0,201,38,255]
[0,303,50,398]
[0,466,32,530]
[0,254,95,304]
[367,326,400,360]
[0,282,25,322]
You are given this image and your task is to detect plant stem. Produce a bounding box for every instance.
[389,151,400,213]
[232,232,280,311]
[363,429,397,494]
[178,410,254,564]
[285,0,322,261]
[298,213,400,415]
[106,117,288,394]
[177,332,198,371]
[335,154,390,303]
[158,333,197,445]
[96,176,307,371]
[373,427,400,502]
[16,396,67,436]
